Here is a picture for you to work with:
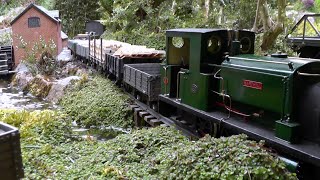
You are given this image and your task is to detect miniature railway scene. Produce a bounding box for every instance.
[1,0,320,179]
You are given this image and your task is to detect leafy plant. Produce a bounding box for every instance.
[16,35,59,76]
[0,32,12,46]
[0,109,71,145]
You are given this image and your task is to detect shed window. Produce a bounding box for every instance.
[28,17,40,28]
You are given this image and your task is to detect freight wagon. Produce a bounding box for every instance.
[0,122,24,180]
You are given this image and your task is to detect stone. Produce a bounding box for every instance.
[46,76,80,103]
[25,75,53,99]
[11,63,34,90]
[57,48,72,66]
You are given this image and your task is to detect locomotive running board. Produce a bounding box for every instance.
[158,94,320,167]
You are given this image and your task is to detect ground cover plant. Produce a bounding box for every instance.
[0,110,297,179]
[59,75,133,128]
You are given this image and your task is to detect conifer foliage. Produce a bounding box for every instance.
[54,0,100,37]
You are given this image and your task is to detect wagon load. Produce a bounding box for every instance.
[90,40,131,63]
[114,45,165,59]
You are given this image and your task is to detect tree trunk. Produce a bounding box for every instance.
[260,0,272,31]
[204,0,210,20]
[172,0,177,15]
[259,0,287,51]
[252,0,261,32]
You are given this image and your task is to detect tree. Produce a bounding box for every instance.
[54,0,100,37]
[252,0,287,51]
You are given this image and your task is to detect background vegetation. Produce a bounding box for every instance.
[2,0,320,52]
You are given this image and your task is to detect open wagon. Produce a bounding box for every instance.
[123,63,161,108]
[0,122,24,180]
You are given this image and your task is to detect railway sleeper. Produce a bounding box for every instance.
[149,119,162,127]
[139,111,150,119]
[129,104,139,112]
[133,107,144,127]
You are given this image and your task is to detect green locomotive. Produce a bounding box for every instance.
[159,28,320,178]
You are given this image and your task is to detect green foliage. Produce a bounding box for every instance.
[223,0,257,29]
[0,109,73,178]
[0,32,12,46]
[0,109,71,145]
[314,0,320,11]
[59,75,133,128]
[0,0,54,16]
[255,33,295,56]
[0,108,296,179]
[54,0,100,37]
[37,0,56,9]
[98,0,113,16]
[101,0,221,50]
[2,123,297,179]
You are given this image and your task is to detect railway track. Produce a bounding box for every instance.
[127,93,199,138]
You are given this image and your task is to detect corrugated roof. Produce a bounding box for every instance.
[11,3,60,25]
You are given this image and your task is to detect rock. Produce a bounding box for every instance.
[25,75,53,99]
[75,68,87,76]
[57,48,72,66]
[14,63,29,73]
[46,76,80,103]
[11,63,34,89]
[61,62,80,76]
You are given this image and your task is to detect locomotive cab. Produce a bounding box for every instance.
[161,29,232,111]
[161,29,255,111]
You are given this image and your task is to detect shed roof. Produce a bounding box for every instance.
[10,3,60,25]
[61,31,68,40]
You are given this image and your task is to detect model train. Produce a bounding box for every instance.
[68,28,320,178]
